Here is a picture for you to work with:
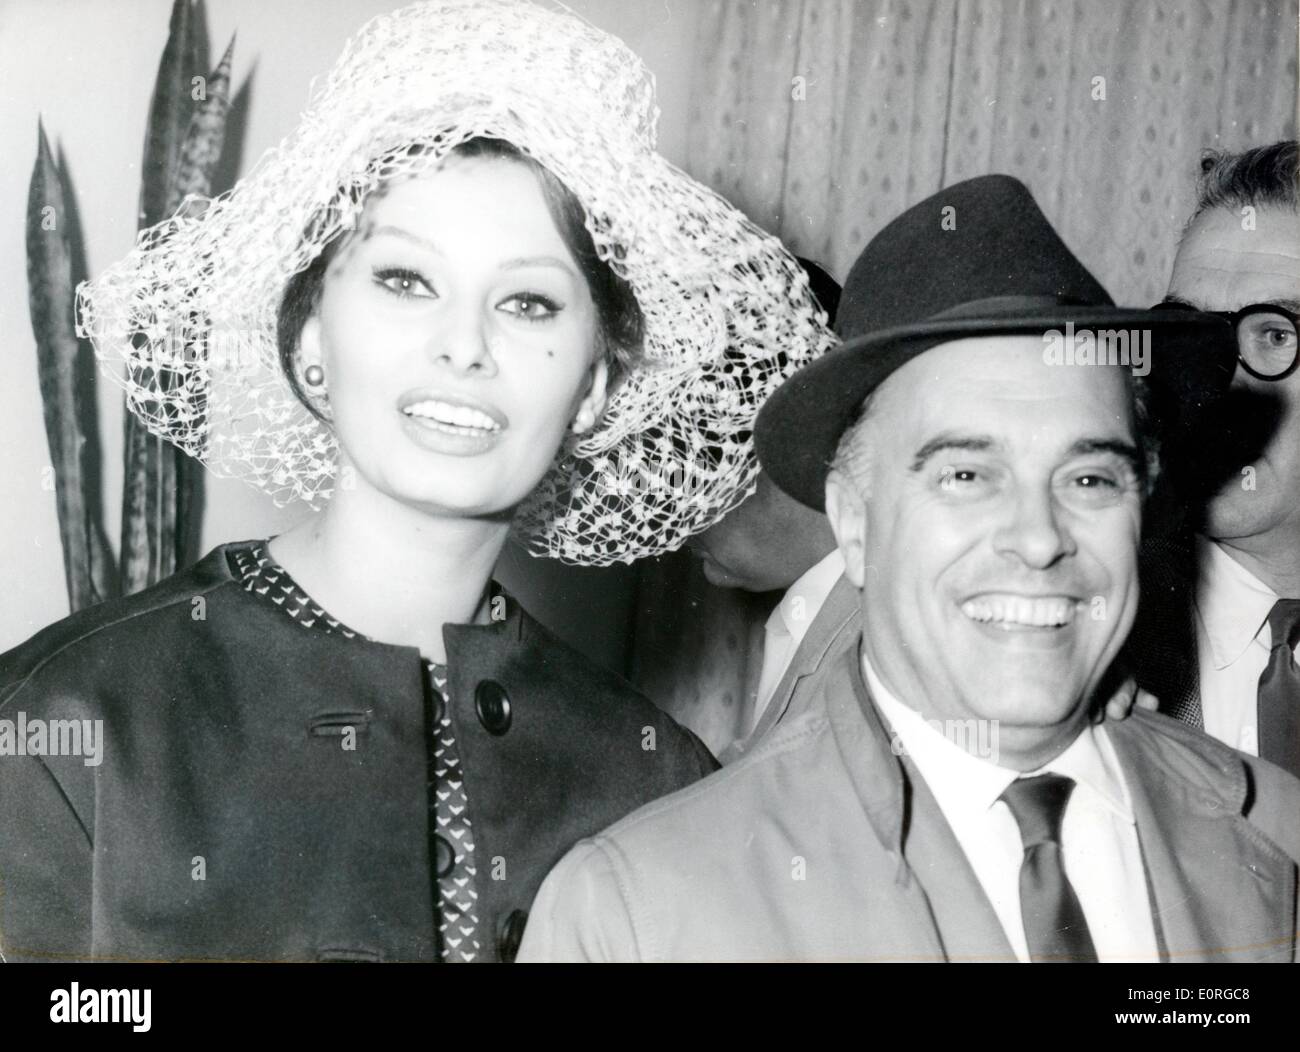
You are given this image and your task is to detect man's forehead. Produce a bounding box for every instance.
[1170,207,1300,307]
[881,336,1132,401]
[866,341,1136,447]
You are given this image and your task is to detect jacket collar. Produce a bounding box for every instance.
[824,640,909,859]
[213,538,526,649]
[746,576,860,737]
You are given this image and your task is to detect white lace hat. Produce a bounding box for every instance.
[77,0,834,565]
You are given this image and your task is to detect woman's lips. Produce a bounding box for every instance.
[396,390,509,455]
[402,399,502,432]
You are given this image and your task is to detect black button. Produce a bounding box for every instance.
[498,909,528,963]
[474,680,512,735]
[434,834,455,878]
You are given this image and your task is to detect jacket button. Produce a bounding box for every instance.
[498,909,528,963]
[475,680,512,735]
[434,834,455,878]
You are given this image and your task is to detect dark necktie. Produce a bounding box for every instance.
[1256,599,1300,779]
[999,774,1098,963]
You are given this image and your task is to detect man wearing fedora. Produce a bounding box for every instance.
[689,260,1151,765]
[520,175,1300,962]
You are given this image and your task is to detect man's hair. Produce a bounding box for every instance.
[1188,140,1298,225]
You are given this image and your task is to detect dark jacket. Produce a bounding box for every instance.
[0,541,716,962]
[1127,528,1205,727]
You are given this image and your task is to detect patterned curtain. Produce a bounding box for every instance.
[635,0,1298,748]
[689,0,1297,300]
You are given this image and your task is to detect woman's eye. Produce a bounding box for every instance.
[374,267,434,299]
[498,293,561,321]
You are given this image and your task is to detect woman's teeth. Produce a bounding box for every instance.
[960,596,1077,629]
[402,400,501,432]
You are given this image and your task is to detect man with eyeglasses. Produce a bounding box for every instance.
[1132,140,1300,778]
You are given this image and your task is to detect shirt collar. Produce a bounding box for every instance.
[773,548,846,646]
[861,650,1134,826]
[1195,536,1278,669]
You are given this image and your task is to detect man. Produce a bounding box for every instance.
[695,262,1148,764]
[520,175,1300,962]
[1131,142,1300,777]
[689,260,859,764]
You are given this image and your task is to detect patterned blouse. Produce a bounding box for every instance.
[228,540,481,963]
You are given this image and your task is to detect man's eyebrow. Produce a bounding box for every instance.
[909,434,997,472]
[1067,438,1145,479]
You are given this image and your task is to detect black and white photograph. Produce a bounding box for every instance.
[1,0,1298,1029]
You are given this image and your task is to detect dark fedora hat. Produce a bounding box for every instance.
[756,174,1236,510]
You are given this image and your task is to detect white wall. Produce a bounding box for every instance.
[0,0,702,652]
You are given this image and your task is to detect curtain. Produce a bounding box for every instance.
[689,0,1297,300]
[634,0,1298,747]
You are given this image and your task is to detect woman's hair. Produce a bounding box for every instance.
[277,137,644,423]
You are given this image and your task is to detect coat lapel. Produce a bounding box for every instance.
[826,644,1017,962]
[721,574,860,764]
[1109,714,1297,961]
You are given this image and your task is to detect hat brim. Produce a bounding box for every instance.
[756,309,1236,511]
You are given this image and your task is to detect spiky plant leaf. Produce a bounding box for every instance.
[26,121,114,610]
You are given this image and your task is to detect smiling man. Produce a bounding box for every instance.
[520,176,1300,963]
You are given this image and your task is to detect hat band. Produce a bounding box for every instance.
[929,293,1101,321]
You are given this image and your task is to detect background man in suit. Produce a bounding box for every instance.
[688,261,860,764]
[1132,141,1300,776]
[520,176,1300,963]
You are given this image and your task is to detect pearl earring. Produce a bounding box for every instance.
[303,364,325,388]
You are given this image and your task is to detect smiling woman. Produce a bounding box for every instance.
[0,0,831,964]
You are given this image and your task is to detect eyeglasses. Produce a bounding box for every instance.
[1154,301,1300,381]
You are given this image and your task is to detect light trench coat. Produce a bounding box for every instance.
[521,637,1300,962]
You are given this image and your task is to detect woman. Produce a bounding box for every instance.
[0,0,831,962]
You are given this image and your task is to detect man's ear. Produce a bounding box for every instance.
[572,357,610,434]
[825,467,867,589]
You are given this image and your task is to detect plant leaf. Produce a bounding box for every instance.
[26,120,115,611]
[122,0,209,594]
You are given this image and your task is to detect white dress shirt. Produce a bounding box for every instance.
[746,549,846,738]
[863,653,1160,963]
[1194,536,1295,755]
